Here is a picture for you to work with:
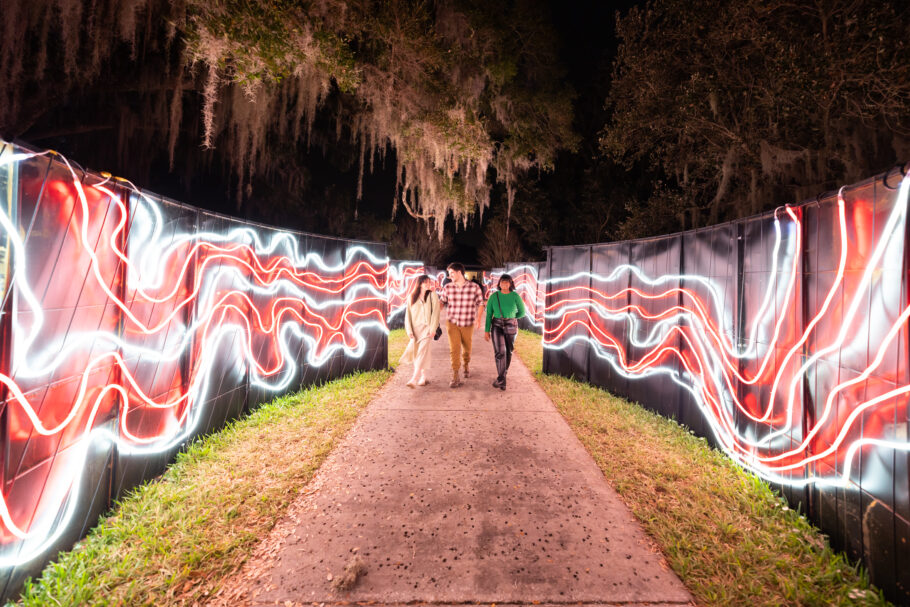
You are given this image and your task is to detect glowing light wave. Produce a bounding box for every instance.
[0,144,388,565]
[505,264,544,328]
[542,174,910,488]
[387,261,425,321]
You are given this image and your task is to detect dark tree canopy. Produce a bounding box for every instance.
[0,0,578,242]
[601,0,910,238]
[1,0,906,258]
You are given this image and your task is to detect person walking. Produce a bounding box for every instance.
[471,275,487,299]
[484,273,526,390]
[439,262,485,388]
[400,274,441,388]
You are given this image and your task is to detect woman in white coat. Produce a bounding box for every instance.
[400,274,441,388]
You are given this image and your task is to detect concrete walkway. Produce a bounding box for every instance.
[212,321,693,606]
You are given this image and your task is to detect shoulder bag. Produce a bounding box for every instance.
[491,292,518,336]
[432,294,443,340]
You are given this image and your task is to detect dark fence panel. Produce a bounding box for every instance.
[504,262,544,334]
[543,167,910,604]
[0,141,388,602]
[345,242,388,375]
[542,246,590,381]
[586,242,630,399]
[387,261,425,330]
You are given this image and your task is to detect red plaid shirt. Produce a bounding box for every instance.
[439,280,485,326]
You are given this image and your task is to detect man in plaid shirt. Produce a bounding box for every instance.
[439,262,485,388]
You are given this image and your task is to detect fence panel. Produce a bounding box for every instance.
[113,192,197,498]
[625,236,684,418]
[505,262,544,334]
[0,155,122,598]
[387,261,425,330]
[541,166,910,603]
[0,141,388,603]
[543,246,590,381]
[586,242,631,401]
[344,242,388,374]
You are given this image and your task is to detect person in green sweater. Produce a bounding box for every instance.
[484,273,526,390]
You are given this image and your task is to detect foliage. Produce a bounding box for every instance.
[601,0,910,235]
[184,0,580,233]
[507,149,643,253]
[613,179,688,241]
[512,330,890,607]
[387,216,456,266]
[0,0,578,237]
[477,211,525,267]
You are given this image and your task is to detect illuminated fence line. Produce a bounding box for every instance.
[386,261,425,329]
[0,141,388,600]
[502,262,546,333]
[539,166,910,602]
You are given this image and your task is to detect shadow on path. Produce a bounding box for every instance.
[211,320,692,606]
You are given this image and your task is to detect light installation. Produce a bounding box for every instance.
[387,261,425,322]
[482,270,495,293]
[0,143,388,569]
[484,269,504,303]
[503,264,544,329]
[433,269,447,292]
[542,173,910,489]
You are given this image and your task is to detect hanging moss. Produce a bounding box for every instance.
[182,0,578,231]
[0,0,578,235]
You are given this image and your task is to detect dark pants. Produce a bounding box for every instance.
[491,324,516,383]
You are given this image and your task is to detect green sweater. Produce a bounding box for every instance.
[485,290,527,332]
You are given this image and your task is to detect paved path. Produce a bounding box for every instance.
[212,321,692,606]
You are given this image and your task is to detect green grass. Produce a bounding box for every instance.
[16,370,393,606]
[388,328,406,370]
[513,329,889,607]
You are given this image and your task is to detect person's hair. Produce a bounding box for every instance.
[410,274,433,305]
[497,273,514,292]
[446,262,465,276]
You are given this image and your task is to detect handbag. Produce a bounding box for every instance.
[432,295,443,340]
[493,293,519,336]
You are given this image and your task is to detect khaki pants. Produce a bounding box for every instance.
[446,321,474,372]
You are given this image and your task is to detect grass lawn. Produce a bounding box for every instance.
[513,329,888,607]
[387,328,406,369]
[16,368,394,606]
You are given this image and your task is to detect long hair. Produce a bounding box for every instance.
[410,274,433,305]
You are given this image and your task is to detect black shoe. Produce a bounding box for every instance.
[499,378,506,391]
[492,378,503,388]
